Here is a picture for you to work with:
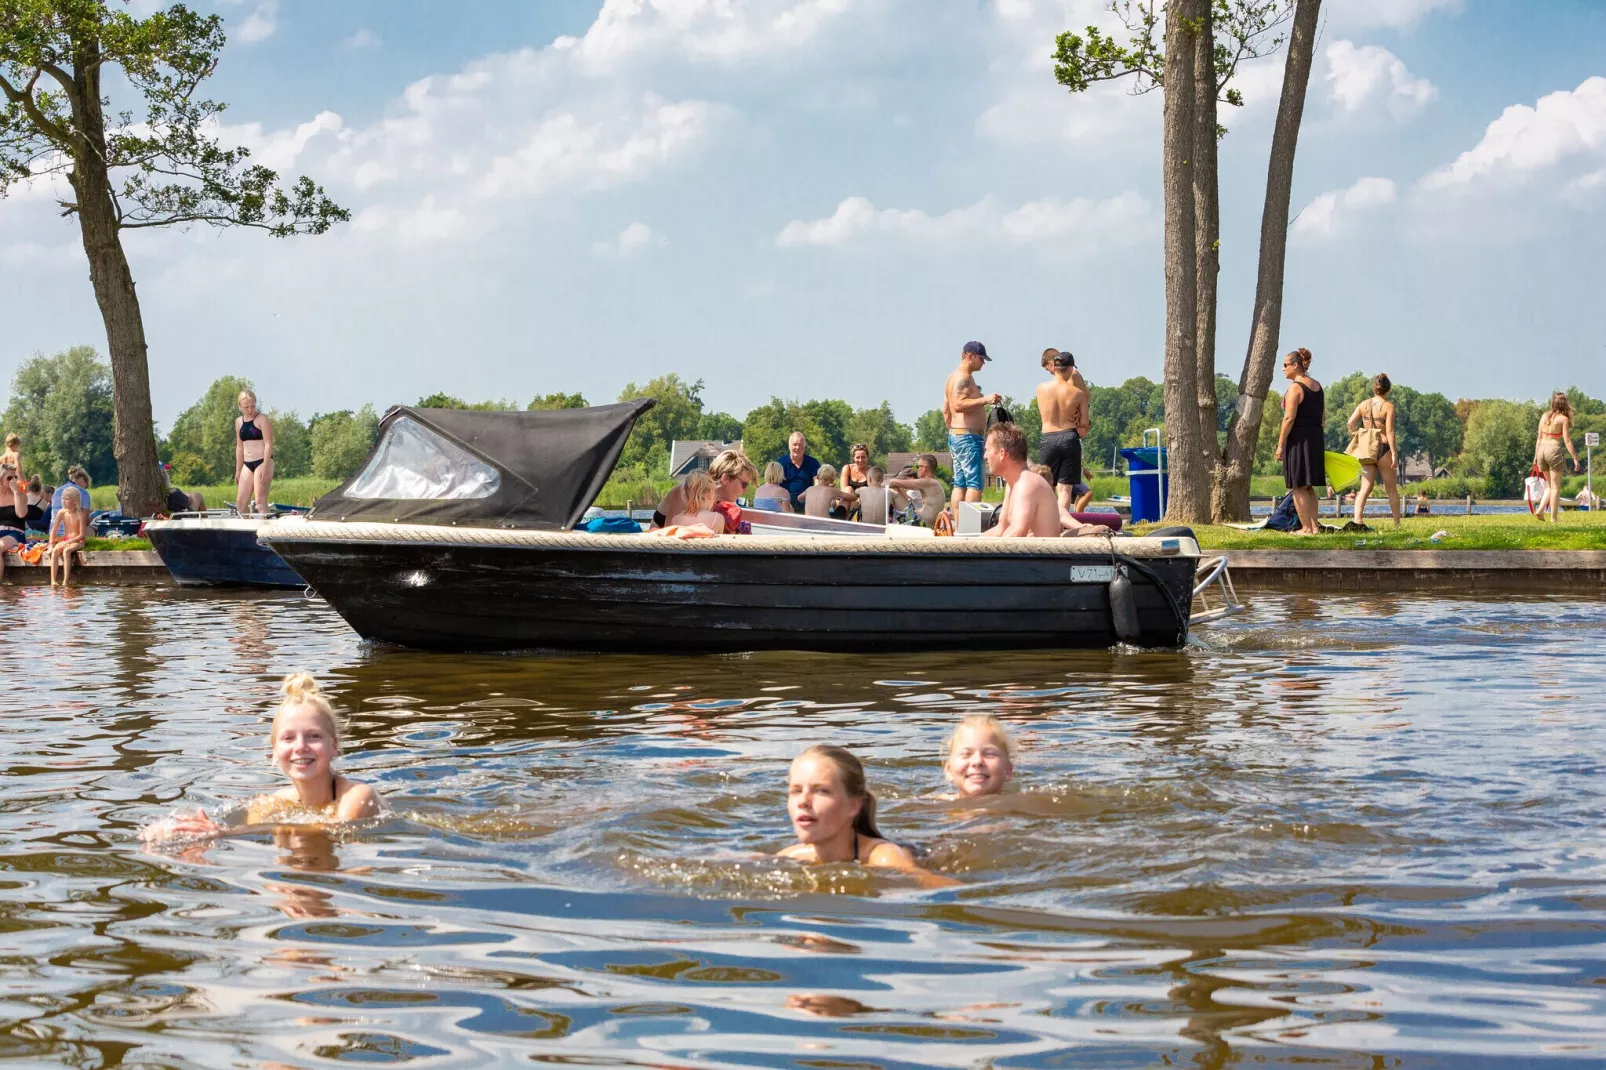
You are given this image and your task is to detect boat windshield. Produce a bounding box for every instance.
[345,417,501,500]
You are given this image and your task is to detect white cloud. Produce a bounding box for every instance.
[219,111,345,172]
[775,191,1150,248]
[1291,176,1396,242]
[593,221,666,259]
[557,0,857,71]
[1331,0,1461,30]
[236,1,277,45]
[1326,41,1437,117]
[349,197,472,245]
[344,28,380,51]
[1422,76,1606,191]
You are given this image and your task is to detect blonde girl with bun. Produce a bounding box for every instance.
[144,673,379,841]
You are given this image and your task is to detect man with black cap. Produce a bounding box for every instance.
[944,341,1002,514]
[1036,348,1092,515]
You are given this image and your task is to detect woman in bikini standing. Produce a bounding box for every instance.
[1348,373,1401,527]
[1533,392,1580,523]
[235,389,274,516]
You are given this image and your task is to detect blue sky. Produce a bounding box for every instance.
[3,0,1604,430]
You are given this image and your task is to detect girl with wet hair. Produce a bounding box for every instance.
[943,715,1015,798]
[1533,392,1580,523]
[1347,372,1401,526]
[779,745,956,886]
[142,673,380,842]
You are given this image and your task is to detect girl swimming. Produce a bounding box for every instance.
[146,673,379,841]
[778,745,955,886]
[943,715,1015,798]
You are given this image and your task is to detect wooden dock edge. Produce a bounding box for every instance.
[1219,549,1606,592]
[3,550,173,586]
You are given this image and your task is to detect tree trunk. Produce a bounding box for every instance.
[1192,4,1220,471]
[1159,0,1207,522]
[67,47,163,517]
[1212,0,1322,522]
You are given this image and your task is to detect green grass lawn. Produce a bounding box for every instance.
[89,476,339,512]
[1138,510,1606,551]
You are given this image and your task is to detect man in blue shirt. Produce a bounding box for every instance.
[776,431,821,510]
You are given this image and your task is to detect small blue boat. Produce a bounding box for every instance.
[145,515,305,588]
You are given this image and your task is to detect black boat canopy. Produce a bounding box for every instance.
[309,399,656,529]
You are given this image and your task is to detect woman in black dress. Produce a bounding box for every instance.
[1275,347,1325,535]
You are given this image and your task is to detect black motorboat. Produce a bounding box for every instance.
[146,513,306,588]
[259,401,1208,653]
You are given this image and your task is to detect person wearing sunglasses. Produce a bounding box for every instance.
[0,466,30,582]
[709,450,758,535]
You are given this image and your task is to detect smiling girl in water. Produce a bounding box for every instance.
[778,745,955,886]
[943,715,1015,798]
[146,673,379,841]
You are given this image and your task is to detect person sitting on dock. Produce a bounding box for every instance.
[888,454,947,527]
[708,450,757,535]
[0,432,19,471]
[751,461,793,513]
[981,424,1060,538]
[801,465,858,518]
[777,432,821,511]
[0,466,30,581]
[779,745,956,888]
[666,471,726,532]
[47,486,88,586]
[943,715,1015,798]
[53,465,92,516]
[143,673,381,843]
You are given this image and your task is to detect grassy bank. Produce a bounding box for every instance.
[1140,511,1606,551]
[88,477,339,512]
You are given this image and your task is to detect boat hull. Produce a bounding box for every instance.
[146,518,306,589]
[262,523,1196,653]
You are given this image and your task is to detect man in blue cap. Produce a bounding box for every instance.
[944,341,1001,514]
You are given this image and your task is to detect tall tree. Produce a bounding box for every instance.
[0,1,348,514]
[165,374,252,482]
[617,374,704,473]
[1214,0,1321,520]
[1053,0,1315,521]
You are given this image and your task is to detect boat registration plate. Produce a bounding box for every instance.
[1069,564,1115,583]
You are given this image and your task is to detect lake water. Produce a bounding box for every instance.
[3,586,1604,1067]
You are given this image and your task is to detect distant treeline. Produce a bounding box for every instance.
[3,348,1600,498]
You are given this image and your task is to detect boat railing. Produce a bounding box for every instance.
[1190,554,1246,626]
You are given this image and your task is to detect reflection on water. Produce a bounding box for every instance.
[2,584,1604,1067]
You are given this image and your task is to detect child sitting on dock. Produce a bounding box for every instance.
[48,486,88,586]
[942,715,1015,798]
[665,471,726,533]
[143,673,380,842]
[779,745,957,887]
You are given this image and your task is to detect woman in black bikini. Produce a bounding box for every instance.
[234,389,274,516]
[777,745,956,886]
[839,443,872,521]
[0,466,30,583]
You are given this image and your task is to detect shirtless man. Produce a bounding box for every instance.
[1035,349,1092,516]
[945,341,1002,515]
[981,423,1060,538]
[888,453,947,526]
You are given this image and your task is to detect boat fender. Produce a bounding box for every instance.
[1108,564,1141,643]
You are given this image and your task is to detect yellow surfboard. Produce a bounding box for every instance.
[1325,450,1362,492]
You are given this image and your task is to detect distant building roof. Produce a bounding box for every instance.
[669,439,742,478]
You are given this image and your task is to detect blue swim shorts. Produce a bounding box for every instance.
[947,431,985,491]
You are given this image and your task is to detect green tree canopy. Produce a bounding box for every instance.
[1392,387,1461,472]
[165,375,253,483]
[269,409,311,478]
[0,345,115,482]
[695,411,744,442]
[741,398,822,468]
[529,392,588,411]
[844,402,914,466]
[914,409,946,452]
[1085,377,1165,471]
[416,393,517,410]
[311,406,380,481]
[617,374,704,473]
[1462,399,1539,497]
